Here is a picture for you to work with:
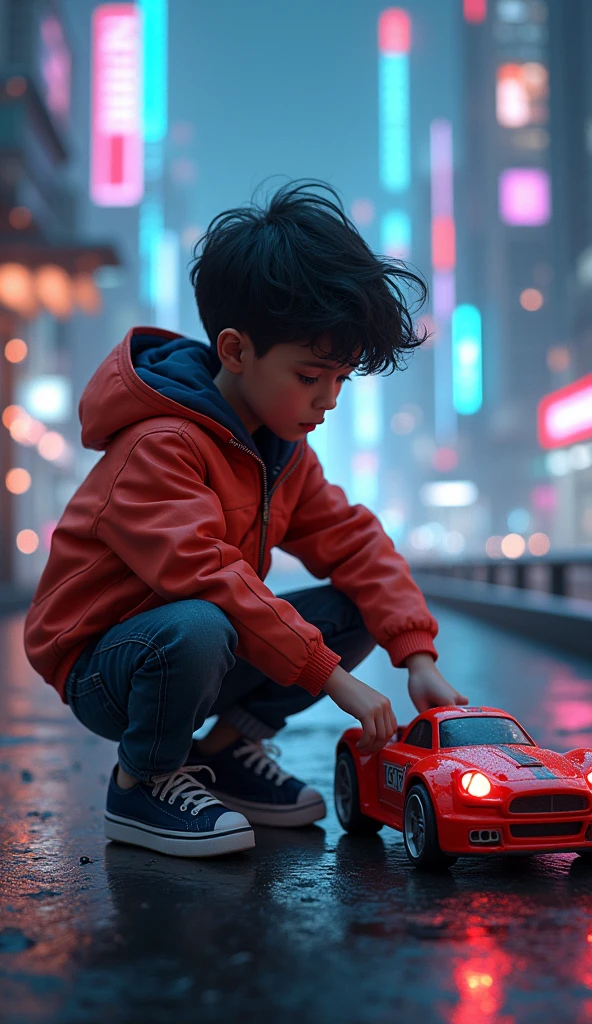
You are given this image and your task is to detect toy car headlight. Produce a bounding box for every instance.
[460,771,492,797]
[586,770,592,786]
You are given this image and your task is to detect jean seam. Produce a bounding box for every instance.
[88,634,170,768]
[94,631,162,655]
[148,642,169,771]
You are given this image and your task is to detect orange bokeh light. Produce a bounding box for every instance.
[528,532,550,556]
[16,529,39,554]
[501,533,526,559]
[520,288,544,311]
[2,404,26,429]
[73,273,102,315]
[10,414,45,446]
[546,346,571,373]
[4,338,28,363]
[35,264,73,319]
[8,206,32,230]
[37,431,66,461]
[5,468,31,494]
[0,263,37,317]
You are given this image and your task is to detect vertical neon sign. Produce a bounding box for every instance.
[90,4,144,207]
[452,305,482,415]
[378,8,411,193]
[430,118,457,441]
[138,0,171,315]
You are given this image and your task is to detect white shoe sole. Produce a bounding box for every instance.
[104,812,255,858]
[208,791,327,827]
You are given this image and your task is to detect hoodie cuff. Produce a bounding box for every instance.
[294,643,342,696]
[385,630,438,669]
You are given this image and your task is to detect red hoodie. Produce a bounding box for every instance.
[24,327,438,702]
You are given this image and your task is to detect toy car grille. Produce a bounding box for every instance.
[509,794,588,814]
[509,822,583,838]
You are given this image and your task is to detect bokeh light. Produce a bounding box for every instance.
[2,405,26,429]
[391,411,415,434]
[5,468,32,495]
[431,447,458,471]
[528,532,551,556]
[507,507,530,532]
[485,535,504,558]
[351,198,375,226]
[546,346,571,373]
[37,431,66,461]
[9,413,46,446]
[8,206,32,229]
[4,338,28,363]
[501,533,526,559]
[520,287,543,311]
[16,529,39,554]
[35,264,73,318]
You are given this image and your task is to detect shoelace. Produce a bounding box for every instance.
[232,740,293,787]
[150,765,223,815]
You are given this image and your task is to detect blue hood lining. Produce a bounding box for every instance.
[130,332,297,481]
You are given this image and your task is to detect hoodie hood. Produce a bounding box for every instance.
[79,326,298,482]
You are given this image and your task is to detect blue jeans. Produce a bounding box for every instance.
[64,583,376,782]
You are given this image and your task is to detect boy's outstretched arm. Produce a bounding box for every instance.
[323,656,468,754]
[324,664,397,754]
[404,652,468,712]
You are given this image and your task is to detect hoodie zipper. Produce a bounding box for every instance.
[228,438,304,577]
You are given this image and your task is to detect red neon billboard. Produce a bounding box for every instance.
[538,374,592,449]
[90,4,143,207]
[463,0,487,23]
[378,9,411,54]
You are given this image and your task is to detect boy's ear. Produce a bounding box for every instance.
[216,329,252,374]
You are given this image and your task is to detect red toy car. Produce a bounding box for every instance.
[334,706,592,869]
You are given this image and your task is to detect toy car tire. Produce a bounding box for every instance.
[334,750,383,835]
[403,782,457,870]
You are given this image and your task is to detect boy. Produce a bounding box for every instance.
[24,181,467,859]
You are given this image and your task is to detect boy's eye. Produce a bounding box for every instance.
[297,374,351,386]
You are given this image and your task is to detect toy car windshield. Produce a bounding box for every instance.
[438,716,532,748]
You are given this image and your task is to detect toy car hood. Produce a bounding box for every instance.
[439,744,585,782]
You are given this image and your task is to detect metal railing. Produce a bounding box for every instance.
[412,549,592,601]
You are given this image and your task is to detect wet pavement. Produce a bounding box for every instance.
[2,597,592,1024]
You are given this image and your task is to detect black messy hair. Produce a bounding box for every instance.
[189,179,428,375]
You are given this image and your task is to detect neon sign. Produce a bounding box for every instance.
[90,4,144,207]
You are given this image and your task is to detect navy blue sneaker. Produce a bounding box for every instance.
[190,738,326,827]
[104,764,255,858]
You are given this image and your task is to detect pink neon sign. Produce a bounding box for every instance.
[90,4,143,207]
[538,374,592,449]
[499,168,551,226]
[378,9,411,54]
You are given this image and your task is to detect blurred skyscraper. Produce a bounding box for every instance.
[0,0,118,590]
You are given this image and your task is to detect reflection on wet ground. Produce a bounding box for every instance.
[2,602,592,1023]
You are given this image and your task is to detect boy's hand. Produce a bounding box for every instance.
[324,665,397,753]
[405,652,468,712]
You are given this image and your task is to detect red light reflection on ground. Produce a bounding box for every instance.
[446,939,514,1024]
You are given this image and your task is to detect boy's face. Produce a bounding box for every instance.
[214,331,359,441]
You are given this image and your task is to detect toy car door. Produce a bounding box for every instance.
[379,719,434,817]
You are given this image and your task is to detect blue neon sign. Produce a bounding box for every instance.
[452,305,483,415]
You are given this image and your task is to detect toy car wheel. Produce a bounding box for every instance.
[334,750,383,835]
[403,782,457,870]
